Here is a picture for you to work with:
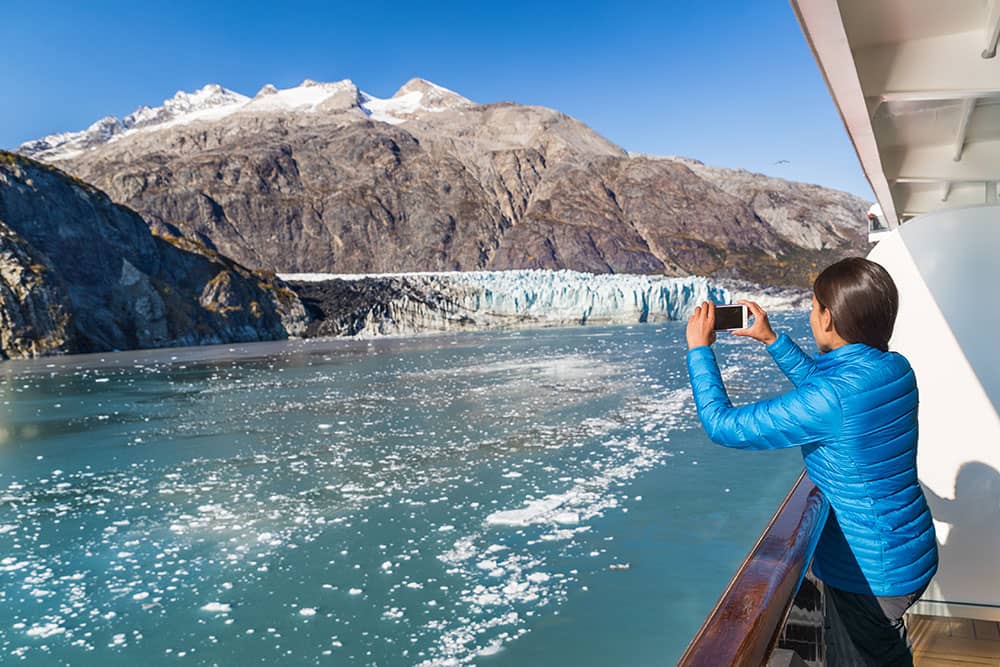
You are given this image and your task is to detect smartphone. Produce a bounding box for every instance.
[713,304,748,331]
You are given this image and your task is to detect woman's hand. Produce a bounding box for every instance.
[732,300,778,345]
[686,301,717,349]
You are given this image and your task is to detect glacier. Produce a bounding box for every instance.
[281,269,809,338]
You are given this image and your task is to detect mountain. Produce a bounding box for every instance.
[0,151,306,359]
[17,84,251,161]
[17,79,473,161]
[16,79,871,288]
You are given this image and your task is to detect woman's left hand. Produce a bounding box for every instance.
[686,301,717,349]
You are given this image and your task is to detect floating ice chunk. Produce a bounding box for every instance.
[201,602,231,613]
[485,495,566,526]
[472,591,503,606]
[526,572,550,583]
[26,622,65,638]
[478,641,504,657]
[299,608,317,617]
[502,580,529,597]
[540,529,575,541]
[439,536,476,563]
[348,588,363,595]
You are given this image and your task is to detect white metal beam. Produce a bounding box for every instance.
[791,0,898,228]
[893,177,986,185]
[878,89,1000,104]
[953,97,977,161]
[895,182,998,214]
[984,0,1000,59]
[885,138,1000,183]
[857,30,1000,98]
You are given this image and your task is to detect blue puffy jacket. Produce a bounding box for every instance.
[686,333,938,596]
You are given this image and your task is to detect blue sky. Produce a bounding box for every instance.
[0,0,872,198]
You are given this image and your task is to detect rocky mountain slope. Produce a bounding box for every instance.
[19,78,871,288]
[0,151,306,359]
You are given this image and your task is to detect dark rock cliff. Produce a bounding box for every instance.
[0,152,307,359]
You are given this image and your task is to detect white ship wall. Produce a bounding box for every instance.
[869,206,1000,621]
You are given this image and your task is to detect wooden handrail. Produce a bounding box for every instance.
[678,470,829,667]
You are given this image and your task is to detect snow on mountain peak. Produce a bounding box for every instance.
[361,78,473,124]
[242,79,361,113]
[16,83,249,160]
[86,115,125,137]
[123,84,248,129]
[393,78,471,107]
[255,84,278,98]
[16,77,477,160]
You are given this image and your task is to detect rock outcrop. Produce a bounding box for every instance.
[20,79,871,289]
[0,151,307,359]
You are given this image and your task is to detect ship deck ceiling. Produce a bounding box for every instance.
[793,0,1000,226]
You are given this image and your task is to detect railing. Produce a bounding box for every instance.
[678,470,830,667]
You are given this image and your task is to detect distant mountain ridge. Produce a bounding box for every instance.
[18,79,474,161]
[16,78,871,288]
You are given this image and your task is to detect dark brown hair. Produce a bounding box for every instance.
[813,257,899,352]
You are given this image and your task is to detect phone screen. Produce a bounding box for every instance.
[713,304,745,331]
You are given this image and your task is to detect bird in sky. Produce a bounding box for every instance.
[774,159,790,165]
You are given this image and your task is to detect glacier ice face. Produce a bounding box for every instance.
[419,270,728,324]
[281,269,809,338]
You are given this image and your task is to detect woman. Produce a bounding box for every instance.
[685,257,938,666]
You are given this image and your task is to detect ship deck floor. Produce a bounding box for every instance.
[909,614,1000,666]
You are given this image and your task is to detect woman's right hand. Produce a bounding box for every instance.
[732,300,778,345]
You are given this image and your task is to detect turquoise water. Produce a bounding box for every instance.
[0,314,811,666]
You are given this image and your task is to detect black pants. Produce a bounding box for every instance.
[824,584,926,666]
